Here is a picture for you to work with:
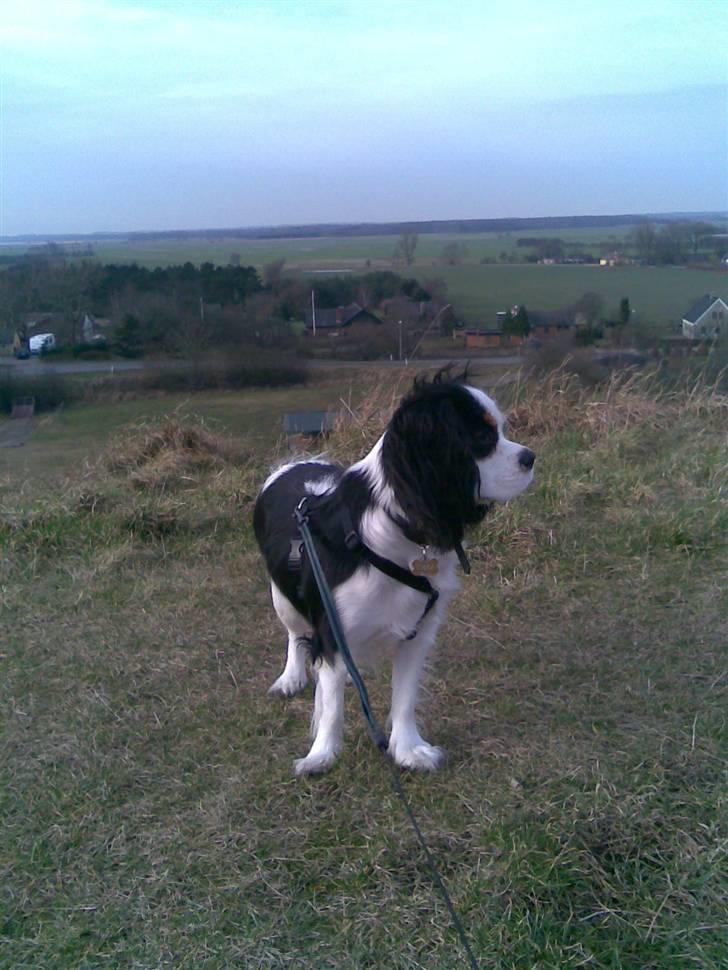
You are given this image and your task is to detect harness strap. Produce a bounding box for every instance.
[385,509,472,575]
[340,509,439,640]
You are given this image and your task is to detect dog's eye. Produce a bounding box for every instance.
[471,426,497,456]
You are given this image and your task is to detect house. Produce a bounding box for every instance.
[527,310,574,340]
[463,328,524,349]
[381,298,452,326]
[80,313,111,343]
[304,303,381,335]
[681,294,727,339]
[25,311,60,332]
[464,329,507,349]
[599,251,634,267]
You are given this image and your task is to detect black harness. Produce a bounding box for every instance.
[289,497,470,641]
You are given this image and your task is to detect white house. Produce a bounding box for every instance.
[681,294,727,339]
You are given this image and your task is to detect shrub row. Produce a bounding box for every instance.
[0,373,79,414]
[0,356,308,413]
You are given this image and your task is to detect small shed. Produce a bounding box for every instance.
[284,411,337,439]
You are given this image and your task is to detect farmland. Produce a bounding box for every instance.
[4,222,725,331]
[81,231,727,327]
[430,263,726,327]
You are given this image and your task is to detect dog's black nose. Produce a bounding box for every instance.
[519,448,536,471]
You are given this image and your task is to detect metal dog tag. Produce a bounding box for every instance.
[410,555,439,577]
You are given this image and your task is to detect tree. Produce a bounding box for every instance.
[630,223,656,263]
[114,313,144,357]
[263,258,286,290]
[654,223,691,264]
[394,232,418,266]
[502,305,530,337]
[440,242,467,266]
[619,297,630,326]
[514,305,530,337]
[574,291,605,326]
[685,222,717,258]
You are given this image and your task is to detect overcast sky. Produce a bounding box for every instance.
[1,0,726,235]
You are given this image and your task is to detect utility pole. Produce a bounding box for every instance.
[408,304,452,362]
[398,319,403,361]
[311,290,316,337]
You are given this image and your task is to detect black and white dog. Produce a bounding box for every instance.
[253,373,535,775]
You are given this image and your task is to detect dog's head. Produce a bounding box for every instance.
[381,371,535,548]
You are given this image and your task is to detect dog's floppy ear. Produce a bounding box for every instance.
[382,390,485,549]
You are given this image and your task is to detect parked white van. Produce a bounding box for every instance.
[29,333,57,354]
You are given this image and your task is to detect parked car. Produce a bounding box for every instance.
[29,333,57,355]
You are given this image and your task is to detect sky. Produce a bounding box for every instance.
[1,0,726,236]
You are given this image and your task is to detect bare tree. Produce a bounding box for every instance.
[440,242,467,266]
[393,232,418,266]
[630,223,656,263]
[263,258,287,290]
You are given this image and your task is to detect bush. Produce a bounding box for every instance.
[72,340,110,360]
[82,353,309,399]
[0,372,78,414]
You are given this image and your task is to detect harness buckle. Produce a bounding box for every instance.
[344,529,361,552]
[288,539,304,571]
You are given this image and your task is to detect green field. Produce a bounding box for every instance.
[431,263,727,327]
[0,225,639,270]
[2,370,726,967]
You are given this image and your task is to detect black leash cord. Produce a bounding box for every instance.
[293,498,480,970]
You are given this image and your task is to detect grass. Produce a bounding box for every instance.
[1,369,726,968]
[0,377,364,503]
[426,264,727,328]
[0,226,640,270]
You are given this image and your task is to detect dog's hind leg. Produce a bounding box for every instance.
[268,582,312,697]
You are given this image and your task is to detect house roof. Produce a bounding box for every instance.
[304,303,379,330]
[24,311,61,328]
[682,294,726,323]
[528,309,572,327]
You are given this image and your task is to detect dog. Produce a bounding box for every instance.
[253,372,535,775]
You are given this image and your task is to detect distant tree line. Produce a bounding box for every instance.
[7,212,719,245]
[628,221,723,265]
[0,250,441,358]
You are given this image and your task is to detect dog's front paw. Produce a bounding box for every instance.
[390,739,444,772]
[293,746,341,777]
[268,670,308,698]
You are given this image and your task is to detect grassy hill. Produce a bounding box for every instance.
[1,369,726,968]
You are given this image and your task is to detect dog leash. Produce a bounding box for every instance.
[293,496,480,970]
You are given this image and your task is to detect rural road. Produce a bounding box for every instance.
[0,358,146,375]
[0,355,522,375]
